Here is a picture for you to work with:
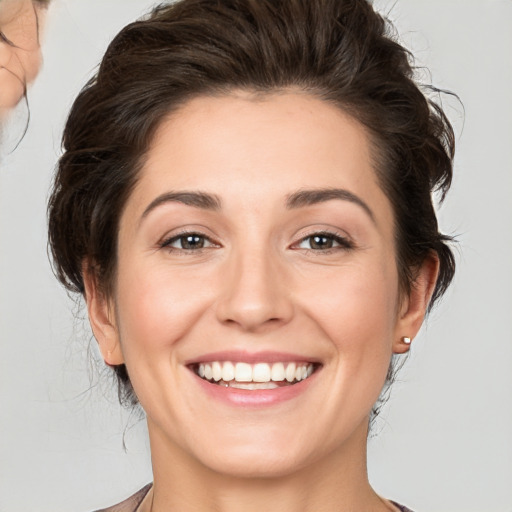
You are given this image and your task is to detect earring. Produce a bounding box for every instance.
[402,336,412,345]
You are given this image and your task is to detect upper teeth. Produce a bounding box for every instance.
[197,361,314,383]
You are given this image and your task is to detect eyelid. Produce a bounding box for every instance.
[158,228,221,251]
[291,228,354,251]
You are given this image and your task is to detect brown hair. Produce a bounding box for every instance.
[48,0,456,405]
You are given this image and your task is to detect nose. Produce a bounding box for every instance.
[215,246,294,332]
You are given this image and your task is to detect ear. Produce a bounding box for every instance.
[82,261,124,365]
[393,253,440,354]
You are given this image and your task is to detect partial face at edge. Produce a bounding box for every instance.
[86,92,432,477]
[0,0,44,116]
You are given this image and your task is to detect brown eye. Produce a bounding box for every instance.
[296,233,352,251]
[309,235,334,250]
[179,234,205,249]
[162,233,214,251]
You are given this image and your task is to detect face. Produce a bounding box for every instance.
[0,0,43,116]
[89,92,430,477]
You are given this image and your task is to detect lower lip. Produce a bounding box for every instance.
[191,370,319,407]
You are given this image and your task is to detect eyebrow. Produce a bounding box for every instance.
[286,188,375,223]
[141,191,222,221]
[140,187,375,224]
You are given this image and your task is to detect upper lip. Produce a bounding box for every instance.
[184,350,322,365]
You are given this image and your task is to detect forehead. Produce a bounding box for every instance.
[130,91,393,226]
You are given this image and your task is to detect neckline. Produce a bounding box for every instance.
[133,484,411,512]
[133,483,153,512]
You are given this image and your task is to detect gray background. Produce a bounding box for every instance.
[0,1,511,510]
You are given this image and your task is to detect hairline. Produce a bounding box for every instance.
[97,87,409,306]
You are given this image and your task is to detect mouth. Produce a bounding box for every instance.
[190,361,318,390]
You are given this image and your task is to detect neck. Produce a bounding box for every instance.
[142,418,393,512]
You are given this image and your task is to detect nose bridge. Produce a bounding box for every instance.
[216,239,292,331]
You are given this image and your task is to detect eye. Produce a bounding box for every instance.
[161,232,216,251]
[295,232,352,251]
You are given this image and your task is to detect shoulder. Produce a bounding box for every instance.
[93,484,152,512]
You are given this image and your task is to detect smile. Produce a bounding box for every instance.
[193,361,316,389]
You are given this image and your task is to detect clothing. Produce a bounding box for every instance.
[391,502,415,512]
[94,484,415,512]
[93,484,151,512]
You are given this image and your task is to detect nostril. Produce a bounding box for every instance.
[214,257,294,331]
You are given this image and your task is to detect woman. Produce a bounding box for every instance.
[48,0,455,511]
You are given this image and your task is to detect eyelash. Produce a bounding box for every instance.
[159,231,218,253]
[159,230,353,254]
[293,231,354,253]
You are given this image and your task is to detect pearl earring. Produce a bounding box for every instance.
[402,336,411,345]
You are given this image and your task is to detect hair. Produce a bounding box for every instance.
[48,0,456,406]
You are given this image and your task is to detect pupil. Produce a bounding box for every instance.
[311,235,332,249]
[183,235,204,249]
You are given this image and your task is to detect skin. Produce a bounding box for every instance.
[85,92,438,512]
[0,0,44,117]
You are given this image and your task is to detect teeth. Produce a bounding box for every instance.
[222,361,235,382]
[229,381,279,390]
[253,363,271,383]
[195,361,315,386]
[235,362,253,382]
[212,361,222,382]
[271,362,285,381]
[285,362,296,382]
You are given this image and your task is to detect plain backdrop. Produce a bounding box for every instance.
[0,1,511,511]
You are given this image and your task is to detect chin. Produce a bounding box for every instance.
[198,447,313,479]
[180,424,331,480]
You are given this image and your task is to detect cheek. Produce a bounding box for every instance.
[303,260,398,336]
[298,258,399,383]
[112,258,218,430]
[114,258,212,360]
